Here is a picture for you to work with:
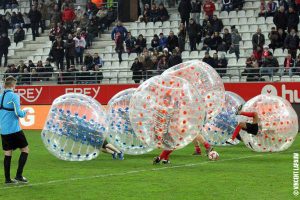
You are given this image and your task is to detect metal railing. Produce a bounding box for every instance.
[2,66,300,85]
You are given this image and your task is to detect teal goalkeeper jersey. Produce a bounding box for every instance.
[0,89,27,135]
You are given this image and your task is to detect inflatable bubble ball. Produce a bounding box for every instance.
[129,75,206,150]
[41,93,107,161]
[162,60,225,119]
[239,94,298,152]
[107,88,155,155]
[201,91,245,146]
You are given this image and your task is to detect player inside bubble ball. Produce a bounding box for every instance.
[101,139,124,160]
[226,105,260,147]
[152,92,213,165]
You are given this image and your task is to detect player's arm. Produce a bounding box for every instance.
[10,94,27,118]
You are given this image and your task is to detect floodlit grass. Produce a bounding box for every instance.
[0,130,299,200]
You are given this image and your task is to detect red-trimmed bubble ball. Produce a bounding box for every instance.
[129,75,206,150]
[162,60,225,119]
[239,94,298,152]
[107,88,155,155]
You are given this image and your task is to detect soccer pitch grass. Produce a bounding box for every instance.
[0,131,299,200]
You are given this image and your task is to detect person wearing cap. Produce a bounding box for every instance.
[0,76,29,184]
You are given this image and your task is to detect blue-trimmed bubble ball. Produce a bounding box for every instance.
[107,88,155,155]
[41,93,107,161]
[201,92,245,146]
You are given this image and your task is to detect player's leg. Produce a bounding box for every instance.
[3,150,16,184]
[105,144,124,160]
[162,150,172,164]
[15,146,29,183]
[196,134,213,156]
[153,150,173,164]
[231,122,247,140]
[192,137,202,155]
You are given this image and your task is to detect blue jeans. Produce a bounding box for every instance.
[260,67,273,77]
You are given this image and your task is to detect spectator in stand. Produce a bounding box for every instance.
[0,15,9,35]
[203,0,216,19]
[149,3,159,23]
[150,34,159,51]
[277,28,287,48]
[221,0,233,12]
[284,28,300,59]
[84,52,94,70]
[19,67,31,85]
[252,28,265,50]
[188,18,201,51]
[242,57,261,81]
[202,51,215,67]
[28,60,36,69]
[10,12,18,31]
[253,46,263,66]
[162,48,171,60]
[168,49,182,67]
[294,53,300,75]
[166,31,179,52]
[211,32,223,51]
[75,6,84,24]
[157,3,169,22]
[287,7,299,32]
[62,4,76,30]
[232,0,245,10]
[125,32,136,54]
[13,24,25,45]
[61,0,74,11]
[17,60,28,72]
[28,5,42,41]
[202,34,212,51]
[282,53,295,76]
[202,18,213,37]
[51,36,65,71]
[273,6,287,31]
[38,2,48,34]
[191,0,202,24]
[278,0,289,11]
[223,28,232,52]
[111,21,127,42]
[230,28,242,61]
[131,57,143,83]
[79,65,93,84]
[266,0,277,17]
[74,32,86,65]
[16,12,25,28]
[260,49,278,77]
[178,23,186,51]
[93,53,104,67]
[93,64,103,83]
[135,34,146,55]
[157,56,168,74]
[0,33,10,67]
[5,0,18,9]
[86,0,98,14]
[44,59,54,79]
[87,20,98,47]
[211,15,223,33]
[216,53,228,76]
[50,4,62,25]
[112,31,123,63]
[79,13,89,30]
[268,27,279,51]
[178,0,192,28]
[141,3,150,22]
[159,33,167,51]
[212,52,218,69]
[258,0,268,17]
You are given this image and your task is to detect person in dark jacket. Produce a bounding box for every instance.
[166,31,179,52]
[223,28,232,52]
[211,15,223,33]
[178,23,187,51]
[130,58,143,83]
[0,33,11,67]
[0,15,10,35]
[13,25,25,45]
[202,51,215,67]
[125,32,136,54]
[287,7,299,32]
[149,3,159,23]
[28,5,42,41]
[242,58,261,82]
[268,27,279,51]
[273,6,288,31]
[168,49,182,67]
[150,34,160,51]
[284,29,300,59]
[111,21,128,42]
[211,32,223,50]
[65,34,75,69]
[84,52,94,70]
[188,18,201,51]
[277,28,287,49]
[178,0,192,28]
[51,36,65,71]
[135,34,146,54]
[217,53,228,76]
[191,0,202,24]
[157,3,169,22]
[252,28,265,50]
[202,34,212,51]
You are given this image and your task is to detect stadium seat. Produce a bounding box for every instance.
[231,76,240,82]
[240,25,249,33]
[244,2,253,9]
[237,10,246,18]
[249,24,258,31]
[146,22,154,29]
[265,17,273,24]
[292,75,300,81]
[220,11,228,18]
[190,51,199,59]
[260,24,268,32]
[230,18,238,25]
[272,76,281,82]
[245,10,254,18]
[171,21,178,28]
[163,21,171,28]
[243,41,252,49]
[228,11,237,18]
[181,51,190,59]
[110,78,118,84]
[247,17,256,24]
[138,23,146,29]
[241,76,247,82]
[257,17,265,24]
[281,75,292,82]
[242,33,251,41]
[222,18,230,25]
[238,18,247,25]
[253,1,261,8]
[222,76,230,83]
[154,21,163,28]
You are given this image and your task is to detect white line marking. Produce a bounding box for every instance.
[0,154,263,189]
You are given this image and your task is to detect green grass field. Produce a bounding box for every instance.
[0,130,299,200]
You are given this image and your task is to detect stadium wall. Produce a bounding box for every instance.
[16,82,300,130]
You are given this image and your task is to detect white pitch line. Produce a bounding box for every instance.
[0,154,263,190]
